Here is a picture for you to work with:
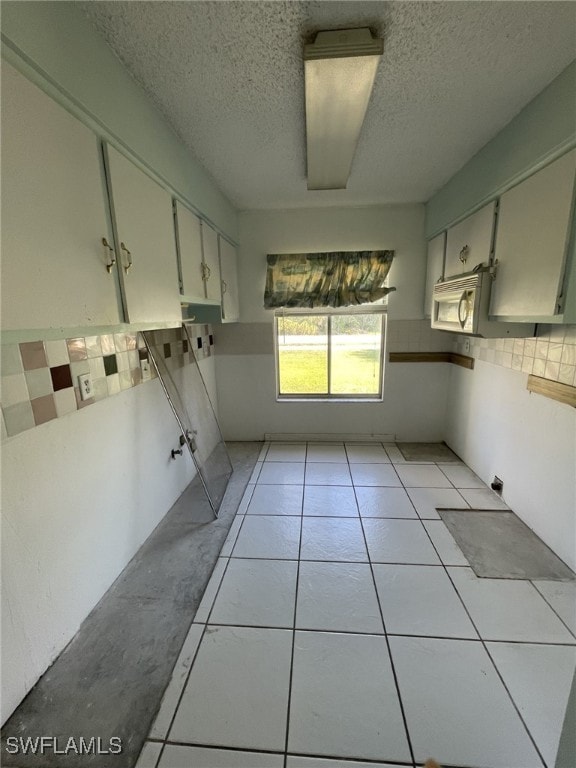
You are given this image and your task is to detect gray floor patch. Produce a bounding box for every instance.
[397,442,460,462]
[0,442,260,768]
[439,509,575,581]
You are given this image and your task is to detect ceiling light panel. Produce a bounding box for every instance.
[304,28,383,191]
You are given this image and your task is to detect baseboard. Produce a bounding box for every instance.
[263,433,396,442]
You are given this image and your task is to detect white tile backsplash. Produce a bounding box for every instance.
[1,373,29,407]
[44,339,69,367]
[54,388,77,418]
[454,324,576,386]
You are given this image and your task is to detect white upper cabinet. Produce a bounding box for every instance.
[104,145,181,325]
[219,237,240,323]
[490,150,576,319]
[445,201,496,277]
[424,232,446,318]
[1,62,121,330]
[201,222,222,302]
[174,200,205,301]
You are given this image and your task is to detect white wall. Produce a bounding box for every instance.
[426,61,576,237]
[1,4,231,725]
[427,61,576,573]
[1,356,217,724]
[238,206,428,323]
[445,361,576,570]
[216,205,453,441]
[216,353,450,441]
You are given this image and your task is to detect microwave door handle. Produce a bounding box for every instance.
[457,291,469,330]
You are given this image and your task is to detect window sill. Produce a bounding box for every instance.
[276,396,383,403]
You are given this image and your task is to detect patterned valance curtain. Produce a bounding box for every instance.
[264,251,395,309]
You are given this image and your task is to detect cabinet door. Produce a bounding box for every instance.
[219,237,240,322]
[1,62,121,330]
[490,150,576,318]
[175,201,205,301]
[445,201,496,277]
[424,232,446,318]
[201,222,222,302]
[105,145,181,325]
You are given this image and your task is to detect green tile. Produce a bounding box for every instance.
[3,401,35,436]
[1,345,23,376]
[25,368,53,400]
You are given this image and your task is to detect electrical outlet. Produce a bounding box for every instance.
[463,337,471,354]
[140,359,151,381]
[78,373,93,401]
[491,475,504,494]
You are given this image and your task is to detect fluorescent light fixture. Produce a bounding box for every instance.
[304,28,383,191]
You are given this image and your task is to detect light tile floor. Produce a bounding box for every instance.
[137,443,576,768]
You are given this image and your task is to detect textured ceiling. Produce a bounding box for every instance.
[80,1,576,211]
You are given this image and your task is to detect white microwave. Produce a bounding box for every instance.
[432,270,534,338]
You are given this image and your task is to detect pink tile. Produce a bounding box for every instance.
[67,338,87,362]
[31,394,57,425]
[19,341,47,371]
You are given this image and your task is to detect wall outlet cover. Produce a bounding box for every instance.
[78,373,93,401]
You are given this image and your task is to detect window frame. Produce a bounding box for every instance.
[274,306,387,402]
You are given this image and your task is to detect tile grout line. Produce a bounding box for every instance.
[151,621,208,768]
[149,481,256,767]
[349,443,417,767]
[149,447,569,767]
[156,738,416,765]
[227,554,473,566]
[260,441,271,462]
[182,622,576,648]
[222,491,252,555]
[203,550,235,626]
[248,512,460,520]
[528,580,576,642]
[418,464,550,768]
[159,739,283,758]
[378,450,555,766]
[282,457,305,768]
[231,483,257,521]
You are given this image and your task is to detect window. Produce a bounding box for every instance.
[275,308,386,400]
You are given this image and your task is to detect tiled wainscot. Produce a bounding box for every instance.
[454,324,576,387]
[1,325,214,439]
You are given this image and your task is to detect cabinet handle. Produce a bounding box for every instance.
[120,242,133,273]
[102,237,116,273]
[221,280,228,294]
[459,245,470,264]
[457,291,470,329]
[201,263,211,282]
